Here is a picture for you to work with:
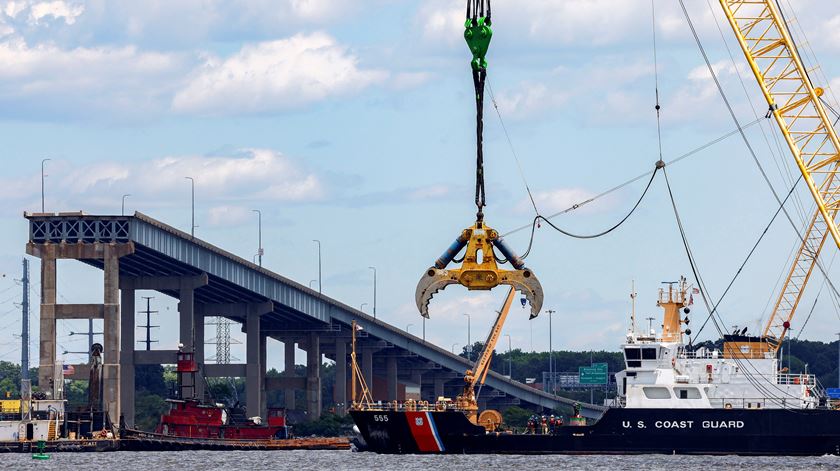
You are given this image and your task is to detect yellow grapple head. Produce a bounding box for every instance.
[415,222,543,319]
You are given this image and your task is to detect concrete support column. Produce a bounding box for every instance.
[259,333,267,419]
[306,333,321,421]
[334,340,347,414]
[246,311,262,418]
[284,340,296,410]
[193,304,205,401]
[178,288,195,397]
[362,349,373,400]
[386,356,398,401]
[119,286,135,427]
[434,377,445,401]
[38,256,56,394]
[102,246,121,424]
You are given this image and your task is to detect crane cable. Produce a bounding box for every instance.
[676,0,840,309]
[663,167,806,407]
[465,0,493,223]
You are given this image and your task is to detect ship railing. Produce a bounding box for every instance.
[776,373,816,386]
[350,399,459,413]
[676,349,772,360]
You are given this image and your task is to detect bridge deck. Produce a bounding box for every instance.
[26,211,606,418]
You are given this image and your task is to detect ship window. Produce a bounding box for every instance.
[675,387,700,399]
[642,348,657,360]
[642,387,671,399]
[625,348,641,359]
[627,361,641,368]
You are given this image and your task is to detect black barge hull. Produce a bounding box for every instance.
[350,408,840,455]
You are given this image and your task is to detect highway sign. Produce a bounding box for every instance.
[579,363,608,385]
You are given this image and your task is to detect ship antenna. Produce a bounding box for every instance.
[630,280,637,335]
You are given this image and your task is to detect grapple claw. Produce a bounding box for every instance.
[416,220,543,319]
[497,269,543,319]
[415,268,457,318]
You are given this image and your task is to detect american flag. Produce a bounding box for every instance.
[62,364,75,376]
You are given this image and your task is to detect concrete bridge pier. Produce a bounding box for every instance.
[304,333,321,420]
[27,241,134,426]
[283,339,296,410]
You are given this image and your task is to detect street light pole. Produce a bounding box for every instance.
[451,343,459,354]
[252,209,262,267]
[545,309,556,395]
[463,313,471,362]
[185,177,195,237]
[406,323,413,334]
[360,303,368,312]
[309,280,318,289]
[312,240,321,294]
[422,317,426,342]
[41,158,51,212]
[369,266,377,319]
[505,334,512,378]
[121,194,131,216]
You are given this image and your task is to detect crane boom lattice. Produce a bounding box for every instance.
[720,0,840,350]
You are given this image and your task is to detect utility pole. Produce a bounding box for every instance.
[312,240,321,294]
[68,322,102,361]
[630,280,637,334]
[369,266,377,319]
[121,194,131,216]
[545,309,556,395]
[41,158,50,212]
[505,334,512,378]
[463,313,471,361]
[185,177,195,237]
[253,210,263,267]
[21,258,31,417]
[137,297,158,351]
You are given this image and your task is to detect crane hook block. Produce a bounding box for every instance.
[464,16,492,71]
[416,221,543,319]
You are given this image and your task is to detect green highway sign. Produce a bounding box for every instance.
[579,363,608,385]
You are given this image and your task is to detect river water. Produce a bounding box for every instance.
[3,450,838,470]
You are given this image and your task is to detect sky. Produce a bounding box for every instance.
[0,0,839,371]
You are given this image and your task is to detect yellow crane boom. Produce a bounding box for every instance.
[719,0,840,351]
[455,287,515,423]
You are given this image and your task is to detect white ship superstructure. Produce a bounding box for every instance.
[615,278,822,410]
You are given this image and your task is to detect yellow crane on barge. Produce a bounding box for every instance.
[716,0,840,354]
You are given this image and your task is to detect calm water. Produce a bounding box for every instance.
[2,450,837,470]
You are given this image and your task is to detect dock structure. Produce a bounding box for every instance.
[25,212,606,426]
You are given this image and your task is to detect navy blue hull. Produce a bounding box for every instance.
[350,408,840,455]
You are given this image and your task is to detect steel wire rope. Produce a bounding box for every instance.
[502,117,764,240]
[691,174,801,340]
[662,167,806,407]
[704,0,840,344]
[517,167,659,260]
[486,80,539,216]
[704,0,810,225]
[677,0,840,311]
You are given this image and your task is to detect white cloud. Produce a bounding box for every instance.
[492,81,568,120]
[207,205,252,227]
[0,36,186,118]
[172,32,388,115]
[28,1,83,25]
[419,0,644,46]
[517,188,597,216]
[0,148,327,215]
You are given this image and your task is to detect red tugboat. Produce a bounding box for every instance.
[152,350,290,440]
[118,349,353,450]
